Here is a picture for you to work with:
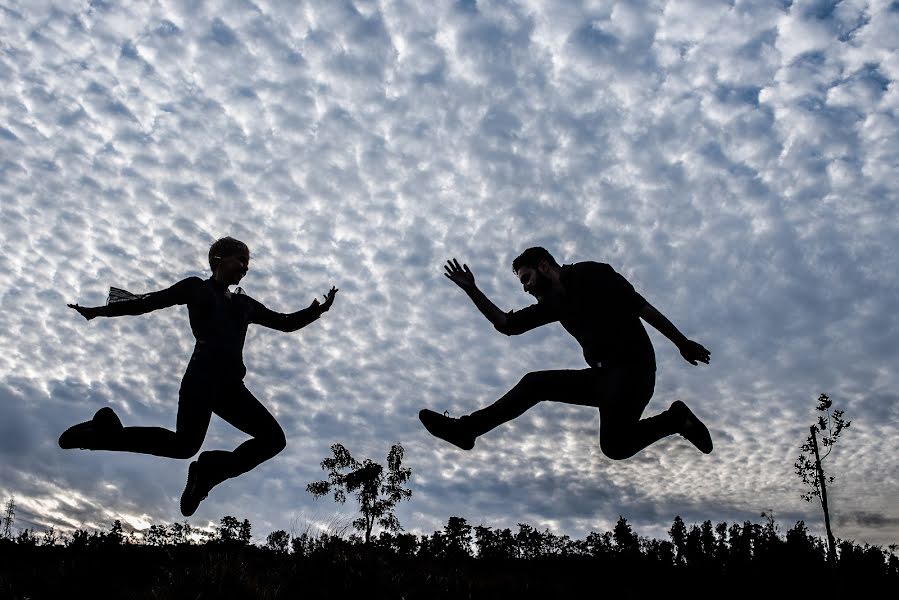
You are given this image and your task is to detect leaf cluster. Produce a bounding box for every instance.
[794,393,851,503]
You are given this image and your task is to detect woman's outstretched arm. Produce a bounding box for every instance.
[251,286,338,332]
[68,277,203,320]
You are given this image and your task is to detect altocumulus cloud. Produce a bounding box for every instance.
[1,0,897,546]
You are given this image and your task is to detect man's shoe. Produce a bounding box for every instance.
[180,459,212,517]
[58,407,123,450]
[418,409,475,450]
[670,400,713,454]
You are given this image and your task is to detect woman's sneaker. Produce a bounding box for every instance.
[58,407,123,450]
[180,459,213,517]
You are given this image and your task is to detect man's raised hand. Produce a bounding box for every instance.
[444,258,476,291]
[311,286,338,314]
[679,339,711,366]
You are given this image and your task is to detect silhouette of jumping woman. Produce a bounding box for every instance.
[60,237,338,516]
[419,247,713,459]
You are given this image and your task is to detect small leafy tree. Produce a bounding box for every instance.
[217,515,249,545]
[306,443,412,544]
[442,516,473,558]
[669,515,687,565]
[585,530,613,559]
[168,521,193,545]
[145,524,171,546]
[108,520,124,546]
[238,519,252,545]
[613,516,640,559]
[475,525,517,560]
[40,526,58,547]
[515,523,543,559]
[265,529,290,554]
[15,529,37,547]
[794,393,850,565]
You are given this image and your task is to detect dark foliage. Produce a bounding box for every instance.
[1,514,895,599]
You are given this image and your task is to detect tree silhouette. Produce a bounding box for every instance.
[612,516,640,559]
[669,515,687,565]
[584,530,613,559]
[474,525,517,560]
[145,524,170,546]
[794,393,850,565]
[442,516,473,559]
[306,443,412,544]
[265,529,290,554]
[217,516,251,545]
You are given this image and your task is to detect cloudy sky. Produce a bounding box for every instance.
[2,0,897,548]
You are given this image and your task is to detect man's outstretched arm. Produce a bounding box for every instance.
[640,303,710,365]
[444,258,508,329]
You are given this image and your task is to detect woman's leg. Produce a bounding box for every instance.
[114,395,211,459]
[180,382,284,516]
[116,367,212,458]
[198,383,286,486]
[60,368,213,459]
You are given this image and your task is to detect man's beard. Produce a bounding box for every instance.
[533,271,554,302]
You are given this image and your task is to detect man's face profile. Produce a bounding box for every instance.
[517,263,552,302]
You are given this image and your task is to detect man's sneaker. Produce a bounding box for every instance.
[418,409,475,450]
[670,400,713,454]
[58,407,123,450]
[180,459,212,517]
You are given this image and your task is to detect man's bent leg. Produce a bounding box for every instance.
[598,369,683,460]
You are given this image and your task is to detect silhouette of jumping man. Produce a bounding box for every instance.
[419,247,713,459]
[60,237,338,516]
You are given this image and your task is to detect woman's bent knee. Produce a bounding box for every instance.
[270,429,287,455]
[600,437,636,461]
[172,438,204,459]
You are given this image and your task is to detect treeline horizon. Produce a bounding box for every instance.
[5,511,898,564]
[2,512,896,598]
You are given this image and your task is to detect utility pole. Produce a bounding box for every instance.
[1,497,15,538]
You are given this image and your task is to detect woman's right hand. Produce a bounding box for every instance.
[68,304,100,321]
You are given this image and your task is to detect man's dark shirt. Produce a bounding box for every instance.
[103,277,321,380]
[495,262,655,372]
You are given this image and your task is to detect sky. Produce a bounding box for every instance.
[1,0,897,549]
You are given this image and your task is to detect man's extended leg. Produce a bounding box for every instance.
[420,369,597,449]
[180,383,286,516]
